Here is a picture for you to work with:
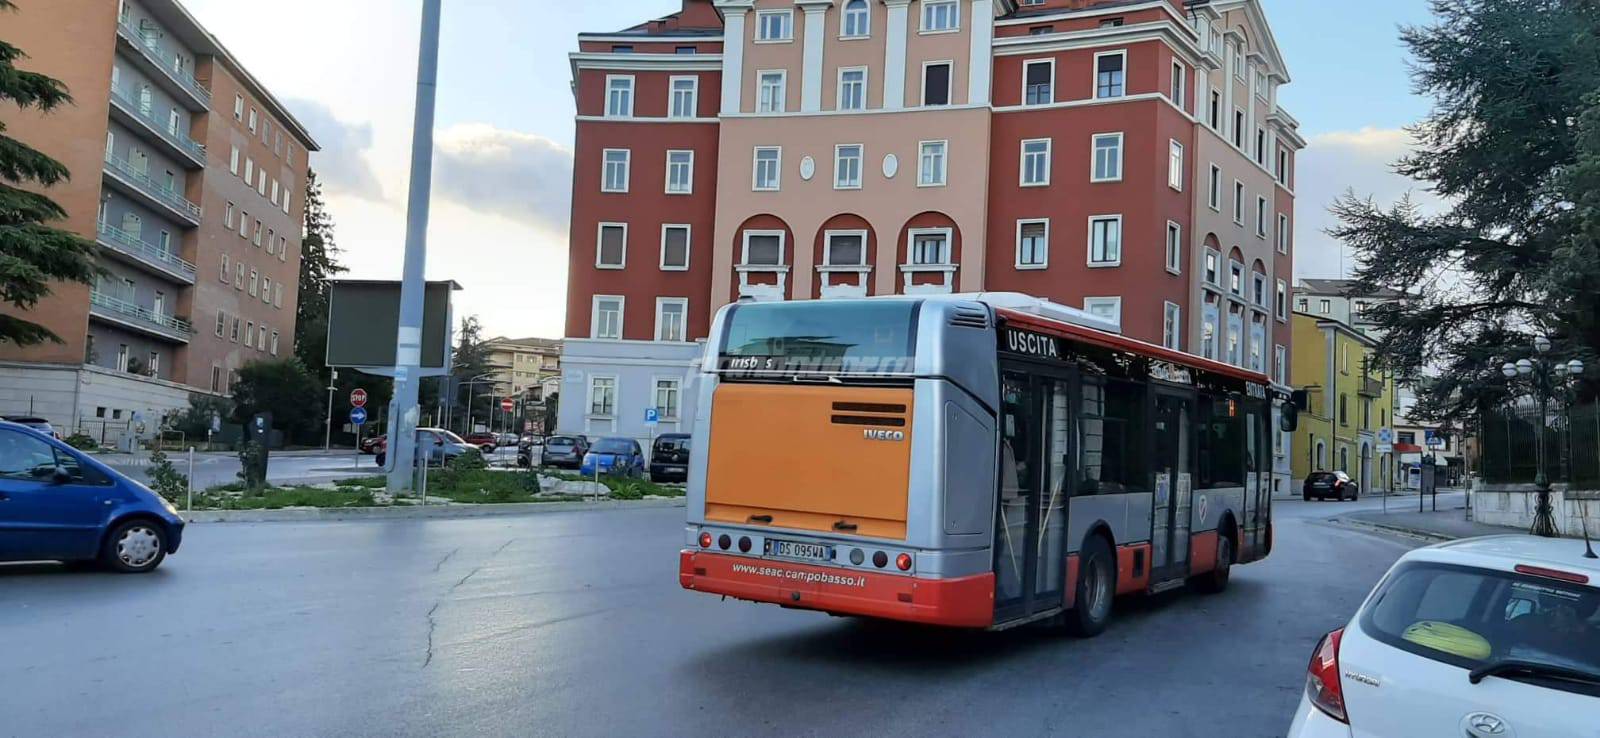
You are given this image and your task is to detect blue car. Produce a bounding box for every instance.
[0,421,185,573]
[580,437,645,478]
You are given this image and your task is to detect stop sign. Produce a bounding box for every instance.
[350,388,368,408]
[500,397,515,412]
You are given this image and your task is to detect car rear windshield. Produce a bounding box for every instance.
[1308,472,1338,482]
[655,437,689,450]
[594,439,633,454]
[547,437,576,448]
[719,300,920,377]
[1360,561,1600,696]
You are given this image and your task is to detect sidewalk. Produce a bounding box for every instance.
[1335,499,1523,542]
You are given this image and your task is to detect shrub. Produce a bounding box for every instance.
[64,433,98,451]
[147,448,189,504]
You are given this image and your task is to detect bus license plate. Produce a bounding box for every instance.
[769,539,831,562]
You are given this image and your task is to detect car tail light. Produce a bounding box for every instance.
[1515,564,1590,585]
[1305,628,1348,724]
[895,553,912,571]
[698,532,712,549]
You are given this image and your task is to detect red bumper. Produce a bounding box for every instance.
[679,550,995,628]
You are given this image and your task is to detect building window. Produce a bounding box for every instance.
[1276,279,1288,321]
[233,94,244,120]
[655,298,688,342]
[660,225,690,270]
[758,70,787,113]
[1228,260,1243,296]
[1256,127,1267,164]
[1274,345,1287,385]
[235,263,244,289]
[1233,181,1245,224]
[600,149,629,193]
[230,316,240,341]
[910,230,950,266]
[842,0,870,37]
[824,231,866,266]
[1227,305,1244,366]
[1170,61,1185,110]
[665,150,694,194]
[248,108,257,133]
[1088,216,1122,267]
[270,331,279,356]
[1249,315,1265,372]
[1094,51,1126,99]
[753,146,781,191]
[211,366,222,393]
[1233,108,1245,148]
[654,378,682,421]
[1168,140,1184,191]
[1016,219,1048,269]
[1277,214,1290,253]
[229,146,240,175]
[1163,302,1182,350]
[605,75,634,117]
[219,253,230,283]
[1084,297,1121,324]
[1023,59,1053,106]
[249,269,259,296]
[1209,90,1221,129]
[838,67,867,110]
[591,296,623,340]
[1165,222,1182,274]
[1204,248,1220,286]
[1021,138,1051,186]
[742,231,785,266]
[834,144,863,189]
[757,9,794,41]
[1201,295,1220,360]
[588,376,617,417]
[1091,133,1122,182]
[596,223,627,268]
[1339,393,1349,426]
[274,283,282,308]
[1252,272,1268,307]
[1277,148,1290,184]
[1257,196,1269,237]
[918,140,947,186]
[669,76,698,118]
[921,0,958,31]
[922,62,951,106]
[244,157,254,183]
[215,310,226,337]
[1319,299,1332,315]
[1208,164,1222,210]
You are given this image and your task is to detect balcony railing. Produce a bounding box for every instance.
[107,84,206,165]
[102,154,202,223]
[96,220,197,282]
[89,290,194,339]
[1359,376,1385,398]
[115,20,211,108]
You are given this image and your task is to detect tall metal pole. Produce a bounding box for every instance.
[1532,375,1558,537]
[324,367,337,451]
[386,0,443,494]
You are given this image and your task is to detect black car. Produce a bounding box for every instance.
[1303,470,1358,501]
[540,435,589,469]
[649,433,691,483]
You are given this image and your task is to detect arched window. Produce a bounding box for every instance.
[1315,440,1326,470]
[842,0,869,37]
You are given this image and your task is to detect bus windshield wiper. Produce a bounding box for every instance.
[1469,659,1600,686]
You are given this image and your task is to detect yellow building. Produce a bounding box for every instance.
[1290,314,1397,494]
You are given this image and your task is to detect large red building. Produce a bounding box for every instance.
[560,0,1301,490]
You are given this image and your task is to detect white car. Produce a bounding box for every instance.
[1289,535,1600,737]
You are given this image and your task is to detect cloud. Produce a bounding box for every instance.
[432,124,573,236]
[284,98,385,201]
[1293,127,1444,281]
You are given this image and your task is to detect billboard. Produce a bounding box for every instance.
[326,280,461,375]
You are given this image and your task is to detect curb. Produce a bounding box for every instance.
[1330,516,1457,544]
[182,497,686,524]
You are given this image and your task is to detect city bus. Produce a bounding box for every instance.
[678,293,1290,634]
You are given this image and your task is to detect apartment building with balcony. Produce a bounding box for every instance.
[561,0,1303,455]
[0,0,318,439]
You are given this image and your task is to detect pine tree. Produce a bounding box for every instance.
[0,0,100,346]
[1332,0,1600,424]
[293,169,345,373]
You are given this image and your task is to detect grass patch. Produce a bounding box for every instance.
[192,485,378,510]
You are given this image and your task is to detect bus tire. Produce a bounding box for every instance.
[1192,532,1233,594]
[1065,536,1116,638]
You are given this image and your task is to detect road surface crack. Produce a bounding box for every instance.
[432,547,460,573]
[421,539,516,668]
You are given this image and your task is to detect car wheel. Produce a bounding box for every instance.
[101,520,167,573]
[1065,536,1116,638]
[376,452,386,467]
[1191,532,1233,594]
[1303,491,1311,502]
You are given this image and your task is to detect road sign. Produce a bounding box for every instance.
[1377,428,1393,444]
[644,407,660,426]
[350,407,368,426]
[500,397,515,412]
[1425,429,1445,448]
[350,388,368,408]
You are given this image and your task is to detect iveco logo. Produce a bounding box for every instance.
[1463,712,1511,738]
[863,429,905,442]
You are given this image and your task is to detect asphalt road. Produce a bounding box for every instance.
[0,495,1447,738]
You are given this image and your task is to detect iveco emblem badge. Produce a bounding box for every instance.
[1463,712,1511,738]
[863,429,905,442]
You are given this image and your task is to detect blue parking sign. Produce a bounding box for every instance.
[644,407,659,425]
[350,407,368,425]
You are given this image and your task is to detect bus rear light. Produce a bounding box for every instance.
[718,534,732,550]
[895,553,912,571]
[698,532,712,549]
[738,536,752,553]
[872,551,888,568]
[849,548,865,565]
[1305,628,1348,724]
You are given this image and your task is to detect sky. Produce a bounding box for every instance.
[179,0,1443,340]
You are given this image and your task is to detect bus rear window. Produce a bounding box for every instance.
[719,301,919,376]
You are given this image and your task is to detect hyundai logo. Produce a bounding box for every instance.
[863,429,905,442]
[1463,712,1511,738]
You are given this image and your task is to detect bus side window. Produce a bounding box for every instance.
[1078,378,1145,496]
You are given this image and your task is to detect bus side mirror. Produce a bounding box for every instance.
[1280,402,1299,433]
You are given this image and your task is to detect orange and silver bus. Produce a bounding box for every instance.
[679,293,1291,634]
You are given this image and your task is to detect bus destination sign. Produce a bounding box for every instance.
[1001,327,1061,360]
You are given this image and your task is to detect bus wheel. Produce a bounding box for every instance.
[1192,534,1233,594]
[1065,537,1116,638]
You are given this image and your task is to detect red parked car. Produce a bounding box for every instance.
[359,434,386,455]
[462,432,497,452]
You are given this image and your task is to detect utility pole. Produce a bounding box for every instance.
[324,367,337,451]
[386,0,442,494]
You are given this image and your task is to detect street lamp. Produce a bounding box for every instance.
[1499,339,1585,537]
[456,372,499,435]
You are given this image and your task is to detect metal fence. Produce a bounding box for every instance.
[1480,402,1600,486]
